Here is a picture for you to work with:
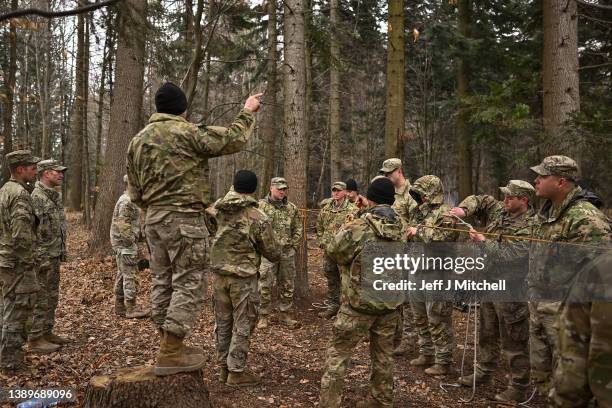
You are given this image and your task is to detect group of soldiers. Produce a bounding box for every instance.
[1,81,610,408]
[0,153,70,371]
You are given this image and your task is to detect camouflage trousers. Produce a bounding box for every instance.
[529,301,561,396]
[410,299,454,365]
[29,257,61,340]
[323,254,341,312]
[145,212,207,338]
[394,304,415,347]
[258,249,296,315]
[552,302,612,408]
[213,273,259,372]
[113,248,139,303]
[319,304,399,408]
[0,265,38,369]
[476,302,530,387]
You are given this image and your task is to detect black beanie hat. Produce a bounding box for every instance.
[367,178,395,205]
[155,82,187,115]
[345,178,358,192]
[233,170,258,194]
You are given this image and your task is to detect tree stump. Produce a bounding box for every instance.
[83,366,212,408]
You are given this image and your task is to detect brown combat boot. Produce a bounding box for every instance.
[409,355,434,367]
[157,329,201,355]
[44,333,71,345]
[125,299,150,319]
[154,330,206,376]
[279,312,300,329]
[494,386,527,403]
[226,369,261,387]
[424,363,452,376]
[317,307,338,320]
[115,296,126,316]
[27,337,61,354]
[256,315,269,329]
[458,371,491,387]
[393,335,415,356]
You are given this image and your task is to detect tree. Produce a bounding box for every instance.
[456,0,472,200]
[89,0,147,252]
[283,0,308,298]
[384,0,405,159]
[543,0,580,149]
[329,0,341,182]
[1,0,18,183]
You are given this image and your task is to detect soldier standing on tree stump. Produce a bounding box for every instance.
[126,82,261,376]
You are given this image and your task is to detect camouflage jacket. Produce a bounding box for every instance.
[126,110,254,220]
[528,186,611,297]
[209,190,281,277]
[408,176,459,243]
[110,192,140,253]
[327,205,405,315]
[0,179,38,291]
[31,181,66,262]
[316,198,357,248]
[258,194,302,252]
[393,181,417,226]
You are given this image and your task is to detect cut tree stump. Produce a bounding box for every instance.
[83,366,212,408]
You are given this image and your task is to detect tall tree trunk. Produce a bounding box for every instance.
[68,4,86,211]
[260,0,278,194]
[283,0,308,298]
[304,0,312,202]
[384,0,404,159]
[456,0,472,200]
[1,0,18,183]
[542,0,580,151]
[89,0,147,253]
[329,0,341,182]
[83,16,92,226]
[183,0,204,114]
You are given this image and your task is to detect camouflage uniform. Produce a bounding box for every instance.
[458,180,534,392]
[316,183,357,313]
[258,178,302,316]
[209,189,280,373]
[528,156,611,397]
[319,205,405,408]
[110,187,142,305]
[0,151,40,370]
[408,175,459,367]
[29,162,67,341]
[126,109,254,338]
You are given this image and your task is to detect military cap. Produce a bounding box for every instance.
[380,158,402,173]
[271,177,288,189]
[123,174,128,183]
[499,180,535,198]
[530,155,580,180]
[5,150,41,167]
[331,181,346,191]
[37,159,67,173]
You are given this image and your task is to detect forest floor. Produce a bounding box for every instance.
[0,212,546,408]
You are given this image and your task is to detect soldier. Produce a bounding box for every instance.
[451,180,535,402]
[381,158,417,356]
[0,150,41,372]
[344,178,367,209]
[127,82,261,376]
[319,177,405,408]
[110,175,149,319]
[406,175,459,376]
[209,170,280,386]
[27,160,70,354]
[257,177,301,330]
[527,155,610,397]
[316,181,358,319]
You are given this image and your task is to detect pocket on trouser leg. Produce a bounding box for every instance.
[178,225,207,269]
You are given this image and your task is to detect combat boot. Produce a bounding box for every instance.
[154,330,206,376]
[226,369,261,387]
[219,366,229,383]
[424,363,452,376]
[27,337,61,354]
[458,371,491,387]
[279,312,300,329]
[494,386,527,403]
[44,333,71,345]
[115,296,126,316]
[409,355,434,367]
[157,329,201,355]
[355,396,385,408]
[393,336,415,356]
[317,307,338,319]
[257,315,269,329]
[125,300,150,319]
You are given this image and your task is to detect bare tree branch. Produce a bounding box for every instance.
[0,0,123,21]
[576,0,612,10]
